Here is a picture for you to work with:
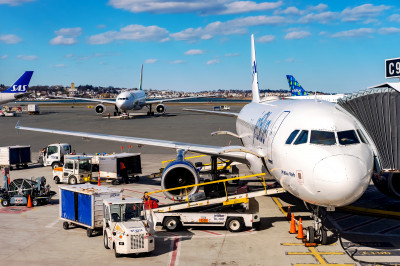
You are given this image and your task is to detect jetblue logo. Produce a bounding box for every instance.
[253,112,272,144]
[11,85,27,92]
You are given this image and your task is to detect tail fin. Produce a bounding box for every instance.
[139,64,143,90]
[286,75,307,96]
[3,71,34,93]
[251,34,260,103]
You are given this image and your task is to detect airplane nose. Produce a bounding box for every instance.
[313,155,371,207]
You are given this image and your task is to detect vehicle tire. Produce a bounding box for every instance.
[9,166,13,171]
[52,162,60,169]
[24,164,28,169]
[32,199,39,207]
[63,222,69,230]
[1,199,10,207]
[54,176,60,184]
[104,232,110,249]
[306,226,315,243]
[16,164,20,169]
[87,228,93,237]
[319,227,328,245]
[135,176,140,182]
[114,244,121,258]
[164,217,181,232]
[69,176,77,185]
[226,217,244,232]
[111,179,120,185]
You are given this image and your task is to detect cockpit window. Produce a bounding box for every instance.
[294,130,308,145]
[356,129,368,144]
[310,131,336,145]
[337,130,360,145]
[285,130,300,144]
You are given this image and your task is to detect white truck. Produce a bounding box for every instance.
[40,143,72,169]
[27,104,40,115]
[103,198,155,257]
[53,156,93,184]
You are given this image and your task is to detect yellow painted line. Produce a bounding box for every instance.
[272,197,287,217]
[338,206,400,220]
[282,243,336,246]
[294,264,354,266]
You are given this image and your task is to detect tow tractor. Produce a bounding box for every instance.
[53,156,93,184]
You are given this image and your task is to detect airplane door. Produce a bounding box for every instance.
[267,111,290,162]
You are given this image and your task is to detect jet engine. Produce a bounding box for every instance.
[161,160,200,200]
[95,104,106,114]
[156,104,166,114]
[372,172,400,199]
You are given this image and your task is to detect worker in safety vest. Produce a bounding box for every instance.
[142,191,159,209]
[119,161,129,184]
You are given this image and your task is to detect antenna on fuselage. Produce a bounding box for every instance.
[251,34,260,103]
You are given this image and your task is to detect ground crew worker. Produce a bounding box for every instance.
[119,160,129,184]
[142,192,159,209]
[107,113,110,118]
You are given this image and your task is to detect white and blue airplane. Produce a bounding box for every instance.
[0,71,34,105]
[16,35,374,244]
[57,64,206,116]
[285,75,345,103]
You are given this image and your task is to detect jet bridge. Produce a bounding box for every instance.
[337,82,400,199]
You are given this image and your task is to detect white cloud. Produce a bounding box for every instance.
[171,15,285,41]
[0,0,34,6]
[1,54,8,59]
[308,3,328,12]
[50,35,77,45]
[284,31,311,40]
[286,57,294,63]
[341,4,390,22]
[88,24,169,44]
[144,58,158,64]
[378,27,400,35]
[55,27,82,37]
[299,12,338,24]
[257,35,275,43]
[331,28,374,38]
[278,6,303,15]
[185,49,205,55]
[207,59,220,65]
[17,55,38,61]
[108,0,282,15]
[389,14,400,23]
[171,60,184,64]
[0,34,22,44]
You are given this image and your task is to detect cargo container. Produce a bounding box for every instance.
[0,145,31,169]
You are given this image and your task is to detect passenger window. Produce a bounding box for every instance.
[285,130,300,144]
[310,131,336,145]
[357,129,368,144]
[338,130,360,145]
[294,130,308,145]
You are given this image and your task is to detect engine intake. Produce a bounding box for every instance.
[156,104,166,114]
[161,160,200,200]
[372,172,400,199]
[95,104,105,114]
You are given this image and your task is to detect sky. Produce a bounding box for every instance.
[1,0,400,93]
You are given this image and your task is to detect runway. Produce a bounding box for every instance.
[0,103,399,265]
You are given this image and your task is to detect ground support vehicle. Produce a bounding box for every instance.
[103,198,155,257]
[53,156,93,184]
[97,153,141,184]
[0,176,56,207]
[39,143,72,169]
[0,145,31,170]
[27,104,40,115]
[59,184,123,237]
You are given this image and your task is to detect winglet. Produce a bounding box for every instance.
[139,64,143,90]
[251,35,260,103]
[15,120,21,129]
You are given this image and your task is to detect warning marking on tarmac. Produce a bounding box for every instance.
[342,242,394,248]
[0,206,31,214]
[200,230,223,236]
[169,237,181,266]
[285,245,352,266]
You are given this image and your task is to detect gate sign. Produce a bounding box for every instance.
[385,57,400,78]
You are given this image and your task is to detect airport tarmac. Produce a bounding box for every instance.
[1,104,400,265]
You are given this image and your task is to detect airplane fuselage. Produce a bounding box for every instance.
[0,92,21,105]
[115,90,146,111]
[285,94,345,103]
[236,99,373,208]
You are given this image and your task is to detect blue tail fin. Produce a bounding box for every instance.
[286,75,307,96]
[3,71,34,93]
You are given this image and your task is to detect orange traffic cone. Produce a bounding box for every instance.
[289,213,296,234]
[98,176,101,186]
[297,218,304,239]
[286,205,291,220]
[27,195,32,208]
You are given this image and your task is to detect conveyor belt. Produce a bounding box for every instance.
[337,82,400,171]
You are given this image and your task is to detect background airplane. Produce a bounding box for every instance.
[0,71,34,105]
[16,35,375,244]
[285,75,344,103]
[56,64,207,116]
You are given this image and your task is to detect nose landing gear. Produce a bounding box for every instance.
[306,206,329,245]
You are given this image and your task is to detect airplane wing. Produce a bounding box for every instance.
[15,122,263,163]
[183,108,239,117]
[145,95,211,105]
[52,95,116,105]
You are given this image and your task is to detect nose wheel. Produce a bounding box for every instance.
[306,206,329,245]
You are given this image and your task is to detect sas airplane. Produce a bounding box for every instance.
[0,71,34,105]
[285,75,344,103]
[16,35,374,244]
[57,64,206,116]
